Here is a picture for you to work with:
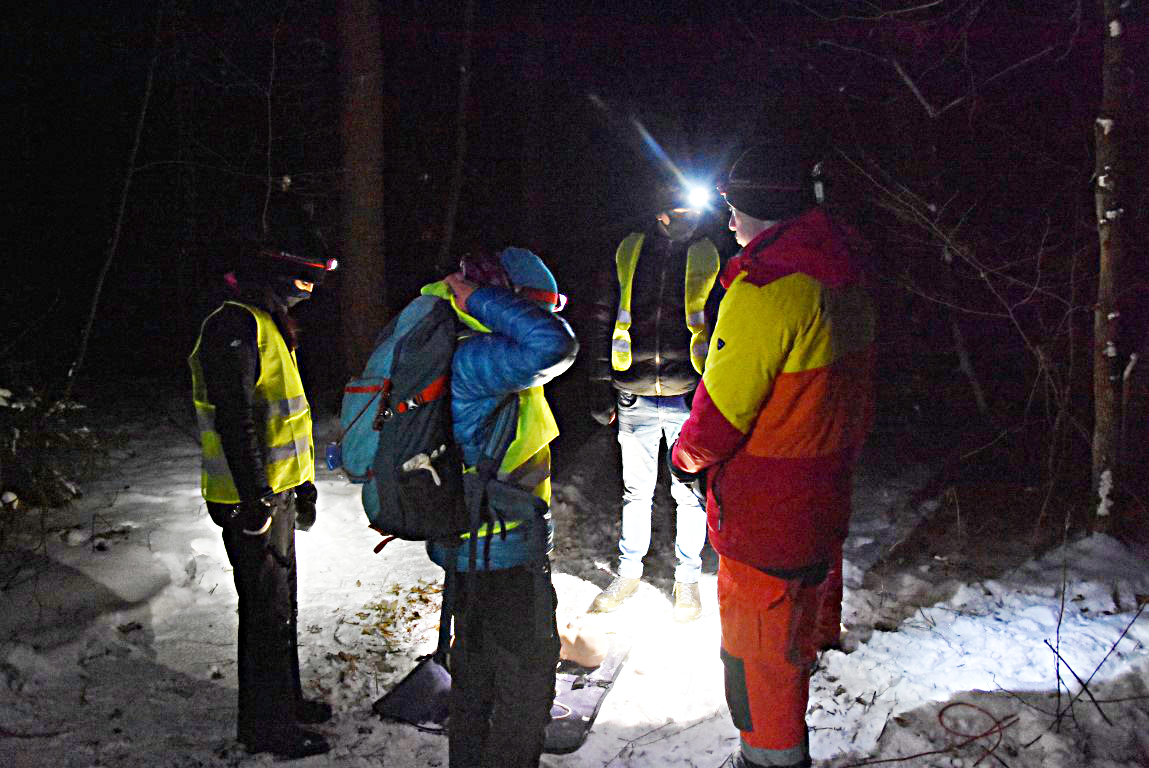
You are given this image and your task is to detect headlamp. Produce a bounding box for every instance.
[685,183,711,211]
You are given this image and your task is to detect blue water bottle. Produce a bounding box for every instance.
[325,442,342,471]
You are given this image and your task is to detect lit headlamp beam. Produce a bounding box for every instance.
[631,117,686,187]
[629,117,712,210]
[588,94,712,210]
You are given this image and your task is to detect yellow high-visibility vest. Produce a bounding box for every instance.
[188,301,315,504]
[611,233,720,375]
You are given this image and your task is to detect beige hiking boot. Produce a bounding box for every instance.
[672,581,702,623]
[589,575,641,613]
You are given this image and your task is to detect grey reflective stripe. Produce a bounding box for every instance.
[196,396,305,433]
[202,454,232,476]
[266,433,311,465]
[686,310,706,328]
[616,309,632,325]
[612,338,630,354]
[741,738,809,767]
[196,407,215,433]
[201,433,310,477]
[257,394,308,420]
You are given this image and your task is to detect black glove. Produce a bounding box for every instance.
[295,481,318,532]
[217,494,274,535]
[666,440,707,503]
[590,384,618,426]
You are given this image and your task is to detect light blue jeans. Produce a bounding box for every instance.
[615,393,706,584]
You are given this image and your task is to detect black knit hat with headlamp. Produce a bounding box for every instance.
[235,195,337,286]
[718,142,816,222]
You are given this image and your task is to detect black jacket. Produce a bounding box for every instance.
[588,226,721,401]
[197,290,298,504]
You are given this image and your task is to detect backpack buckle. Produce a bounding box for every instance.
[373,405,394,430]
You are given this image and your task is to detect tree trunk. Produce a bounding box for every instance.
[1091,0,1128,533]
[437,0,476,267]
[338,0,387,375]
[519,2,545,249]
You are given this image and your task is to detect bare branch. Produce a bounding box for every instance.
[937,45,1056,117]
[64,3,164,399]
[261,5,287,231]
[892,59,937,118]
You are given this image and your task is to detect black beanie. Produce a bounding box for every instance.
[234,194,334,285]
[720,142,814,222]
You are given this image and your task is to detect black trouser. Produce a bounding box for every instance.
[448,559,560,768]
[220,491,302,744]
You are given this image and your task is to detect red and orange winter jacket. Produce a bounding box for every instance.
[671,208,875,574]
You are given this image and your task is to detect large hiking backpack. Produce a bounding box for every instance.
[334,294,466,540]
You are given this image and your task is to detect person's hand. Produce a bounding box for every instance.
[590,385,617,426]
[443,272,478,314]
[666,440,707,503]
[295,481,318,532]
[225,495,274,535]
[666,440,698,482]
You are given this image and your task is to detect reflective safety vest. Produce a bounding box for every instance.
[188,301,315,504]
[611,233,720,375]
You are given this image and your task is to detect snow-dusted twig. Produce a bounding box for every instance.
[1041,638,1115,727]
[1029,605,1149,748]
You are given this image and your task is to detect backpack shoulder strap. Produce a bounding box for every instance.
[476,394,519,477]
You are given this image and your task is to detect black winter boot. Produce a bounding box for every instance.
[295,698,333,724]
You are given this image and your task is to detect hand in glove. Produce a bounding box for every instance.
[666,440,707,504]
[219,494,274,535]
[295,481,318,532]
[590,384,617,426]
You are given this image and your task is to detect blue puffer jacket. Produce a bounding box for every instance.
[451,285,577,466]
[427,283,577,572]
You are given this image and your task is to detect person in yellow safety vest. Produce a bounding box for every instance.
[587,198,724,623]
[188,197,337,759]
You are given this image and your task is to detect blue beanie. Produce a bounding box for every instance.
[499,247,560,309]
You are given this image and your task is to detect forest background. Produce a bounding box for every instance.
[3,0,1149,547]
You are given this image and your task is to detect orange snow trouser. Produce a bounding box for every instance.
[718,555,818,766]
[814,539,844,651]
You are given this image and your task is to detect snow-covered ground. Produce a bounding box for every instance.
[1,385,1148,767]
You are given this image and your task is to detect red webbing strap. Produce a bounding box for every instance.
[396,374,449,414]
[344,384,384,394]
[372,530,397,554]
[341,381,387,438]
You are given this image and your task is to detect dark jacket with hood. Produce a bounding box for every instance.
[588,220,722,411]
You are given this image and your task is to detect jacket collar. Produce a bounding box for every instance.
[721,207,864,289]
